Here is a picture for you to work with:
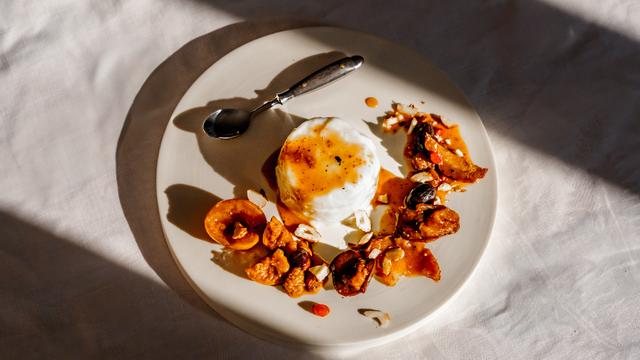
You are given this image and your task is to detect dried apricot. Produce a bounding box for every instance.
[204,199,266,250]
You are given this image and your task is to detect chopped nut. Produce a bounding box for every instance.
[354,209,371,232]
[410,172,434,183]
[368,248,382,259]
[455,148,464,157]
[445,138,452,145]
[358,232,374,245]
[246,189,267,208]
[433,197,442,205]
[361,309,390,327]
[377,193,389,204]
[386,248,405,261]
[231,222,248,240]
[283,267,306,297]
[438,182,452,192]
[407,118,418,134]
[294,224,321,242]
[308,264,329,282]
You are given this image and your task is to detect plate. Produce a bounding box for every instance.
[156,26,497,349]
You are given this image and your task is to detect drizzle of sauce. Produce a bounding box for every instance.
[376,240,440,286]
[365,97,379,108]
[278,123,366,202]
[372,169,414,235]
[261,147,309,230]
[375,169,413,208]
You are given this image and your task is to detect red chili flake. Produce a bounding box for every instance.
[430,151,443,165]
[311,303,330,317]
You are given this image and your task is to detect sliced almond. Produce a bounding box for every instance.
[385,248,405,261]
[410,172,433,183]
[377,193,389,204]
[407,118,418,134]
[368,248,382,259]
[294,224,321,242]
[358,232,374,245]
[455,148,464,157]
[354,209,371,233]
[246,189,267,208]
[438,183,452,192]
[382,257,393,275]
[362,310,391,327]
[308,264,329,282]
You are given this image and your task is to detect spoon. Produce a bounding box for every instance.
[202,55,364,139]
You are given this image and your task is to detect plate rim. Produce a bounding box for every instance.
[154,25,499,349]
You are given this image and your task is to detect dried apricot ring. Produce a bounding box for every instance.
[204,199,266,250]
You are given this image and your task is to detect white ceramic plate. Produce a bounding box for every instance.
[156,26,497,349]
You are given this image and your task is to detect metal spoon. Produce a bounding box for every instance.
[202,55,364,139]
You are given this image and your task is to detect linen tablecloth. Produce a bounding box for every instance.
[2,1,639,358]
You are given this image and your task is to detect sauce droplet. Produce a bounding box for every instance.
[365,97,378,108]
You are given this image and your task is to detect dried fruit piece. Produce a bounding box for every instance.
[283,267,306,297]
[330,250,374,296]
[245,249,290,285]
[420,207,460,239]
[262,216,294,250]
[304,271,324,293]
[289,249,311,270]
[204,199,266,250]
[312,303,331,317]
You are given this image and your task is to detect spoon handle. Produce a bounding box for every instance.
[276,55,364,104]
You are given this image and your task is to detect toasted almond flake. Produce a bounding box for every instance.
[385,248,405,261]
[410,172,434,183]
[309,264,329,282]
[246,189,267,208]
[455,149,464,157]
[385,116,399,125]
[377,193,389,204]
[433,197,442,205]
[438,183,452,192]
[358,232,374,245]
[362,310,391,327]
[382,257,393,275]
[368,248,382,259]
[294,224,321,242]
[445,138,452,145]
[354,209,372,232]
[434,135,443,142]
[407,118,418,134]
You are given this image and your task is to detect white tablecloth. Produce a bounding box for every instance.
[2,1,639,359]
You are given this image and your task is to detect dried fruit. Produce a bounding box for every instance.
[262,216,294,250]
[283,267,306,297]
[204,199,266,250]
[330,250,374,296]
[405,183,436,209]
[289,249,311,270]
[245,249,290,285]
[312,303,331,317]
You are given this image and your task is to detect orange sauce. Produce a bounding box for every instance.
[375,169,413,208]
[278,123,365,202]
[365,97,379,108]
[261,147,309,229]
[377,240,441,285]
